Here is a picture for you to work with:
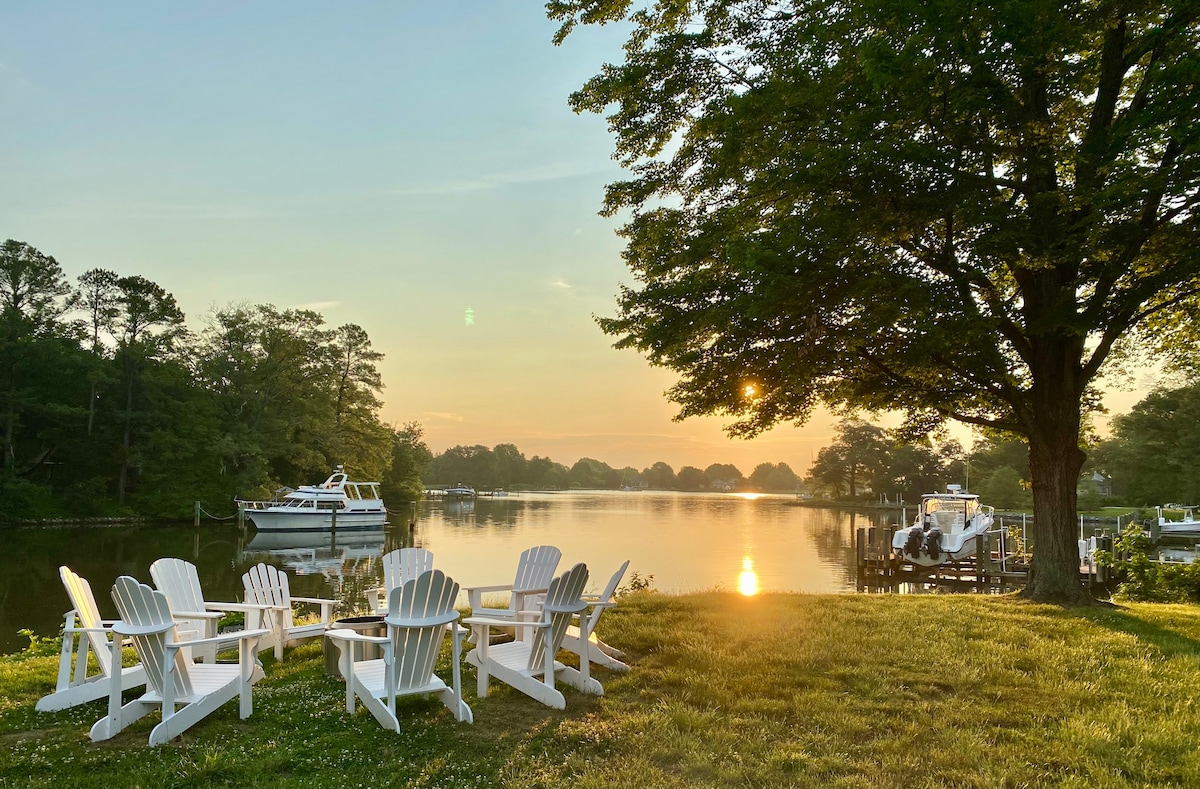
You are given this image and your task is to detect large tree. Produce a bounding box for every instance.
[809,419,890,497]
[111,275,185,503]
[550,0,1200,601]
[0,241,78,482]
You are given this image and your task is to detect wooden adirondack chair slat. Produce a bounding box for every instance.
[242,563,337,660]
[89,576,267,747]
[327,569,472,732]
[36,566,148,712]
[366,548,435,614]
[151,557,267,663]
[465,562,602,710]
[464,545,562,628]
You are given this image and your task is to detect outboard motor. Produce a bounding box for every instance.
[903,526,924,559]
[923,527,943,561]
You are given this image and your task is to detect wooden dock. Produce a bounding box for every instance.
[855,526,1116,594]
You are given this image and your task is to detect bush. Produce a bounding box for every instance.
[1096,523,1200,602]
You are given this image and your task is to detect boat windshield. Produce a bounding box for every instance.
[922,496,981,531]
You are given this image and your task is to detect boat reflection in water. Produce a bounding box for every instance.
[243,529,385,578]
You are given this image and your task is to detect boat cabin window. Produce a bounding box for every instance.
[346,485,361,500]
[300,500,315,509]
[316,501,344,510]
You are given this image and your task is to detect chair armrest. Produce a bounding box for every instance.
[112,621,174,637]
[64,624,118,634]
[324,630,389,646]
[464,583,515,595]
[291,596,340,606]
[545,601,589,615]
[168,628,270,649]
[384,611,459,628]
[171,610,224,621]
[204,601,272,613]
[463,615,549,630]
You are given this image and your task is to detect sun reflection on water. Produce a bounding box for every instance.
[738,556,759,596]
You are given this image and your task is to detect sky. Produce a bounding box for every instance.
[0,2,1156,476]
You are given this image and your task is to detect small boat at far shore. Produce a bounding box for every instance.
[891,486,995,567]
[1157,506,1200,535]
[443,484,476,498]
[237,466,387,532]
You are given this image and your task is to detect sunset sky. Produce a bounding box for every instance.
[1,2,1153,475]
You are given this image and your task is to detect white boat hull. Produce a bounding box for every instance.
[245,509,387,532]
[891,490,995,568]
[893,523,993,567]
[1160,521,1200,535]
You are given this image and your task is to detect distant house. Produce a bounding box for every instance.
[1081,471,1113,497]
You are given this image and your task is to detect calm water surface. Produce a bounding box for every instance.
[1,491,888,654]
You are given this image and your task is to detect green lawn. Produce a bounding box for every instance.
[3,592,1200,788]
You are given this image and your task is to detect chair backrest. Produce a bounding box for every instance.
[584,560,630,632]
[243,563,293,631]
[58,565,114,676]
[385,569,459,692]
[597,560,631,603]
[110,576,193,699]
[380,548,435,596]
[513,545,562,594]
[527,562,588,671]
[149,557,206,613]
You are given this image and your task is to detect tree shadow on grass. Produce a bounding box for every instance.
[1077,607,1200,658]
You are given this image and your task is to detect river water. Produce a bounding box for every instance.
[0,491,889,655]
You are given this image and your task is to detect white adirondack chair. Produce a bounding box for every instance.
[90,576,268,746]
[36,566,148,712]
[326,569,473,731]
[365,548,435,615]
[241,563,339,661]
[465,562,602,709]
[562,559,631,673]
[464,545,561,629]
[150,557,269,663]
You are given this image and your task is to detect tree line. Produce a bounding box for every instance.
[425,443,802,492]
[810,377,1200,512]
[0,238,426,521]
[806,419,1032,508]
[1092,380,1200,508]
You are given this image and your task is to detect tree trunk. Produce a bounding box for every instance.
[1022,432,1089,603]
[3,400,13,474]
[1018,346,1091,603]
[118,374,133,505]
[87,379,97,436]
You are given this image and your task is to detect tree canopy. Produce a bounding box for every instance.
[0,238,414,519]
[550,0,1200,601]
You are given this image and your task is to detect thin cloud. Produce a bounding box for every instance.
[423,411,465,423]
[389,162,611,196]
[293,300,340,312]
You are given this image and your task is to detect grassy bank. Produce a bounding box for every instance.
[3,592,1200,788]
